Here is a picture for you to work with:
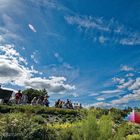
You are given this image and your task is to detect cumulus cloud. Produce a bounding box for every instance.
[24,77,75,92]
[0,57,32,84]
[0,44,75,93]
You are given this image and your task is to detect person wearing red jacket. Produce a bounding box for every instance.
[15,90,22,104]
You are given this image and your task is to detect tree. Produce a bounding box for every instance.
[22,88,48,103]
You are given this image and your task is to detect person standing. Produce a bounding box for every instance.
[15,90,22,104]
[43,97,49,107]
[31,97,37,105]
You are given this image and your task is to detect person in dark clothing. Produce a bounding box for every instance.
[55,99,60,108]
[43,97,49,107]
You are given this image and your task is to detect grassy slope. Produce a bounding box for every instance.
[0,104,83,123]
[0,105,140,140]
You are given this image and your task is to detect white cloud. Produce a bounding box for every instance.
[126,73,134,77]
[96,97,105,101]
[111,91,140,105]
[101,89,121,94]
[120,37,140,46]
[117,78,134,90]
[65,15,109,32]
[0,57,32,84]
[99,36,107,44]
[31,51,39,64]
[24,76,75,93]
[86,102,111,108]
[121,65,134,71]
[0,44,75,93]
[89,93,99,96]
[128,78,140,90]
[28,24,37,33]
[0,44,27,65]
[113,77,125,84]
[65,15,140,46]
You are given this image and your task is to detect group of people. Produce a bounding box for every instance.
[15,90,49,107]
[11,90,82,109]
[31,96,49,107]
[55,99,82,109]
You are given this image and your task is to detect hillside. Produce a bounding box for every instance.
[0,105,140,140]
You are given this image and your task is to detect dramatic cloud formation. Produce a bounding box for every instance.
[0,0,139,107]
[0,43,75,93]
[24,76,75,93]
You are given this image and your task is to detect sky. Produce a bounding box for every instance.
[0,0,140,108]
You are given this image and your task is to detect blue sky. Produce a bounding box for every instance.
[0,0,140,108]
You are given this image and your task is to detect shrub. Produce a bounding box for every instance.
[127,134,140,140]
[32,115,45,124]
[0,113,48,140]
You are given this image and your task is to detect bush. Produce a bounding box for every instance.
[32,115,45,124]
[0,105,139,140]
[127,134,140,140]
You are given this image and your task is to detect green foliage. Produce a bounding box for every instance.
[0,113,47,140]
[113,123,128,140]
[32,115,45,124]
[0,104,79,115]
[127,134,140,140]
[98,115,113,140]
[0,105,140,140]
[22,88,47,103]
